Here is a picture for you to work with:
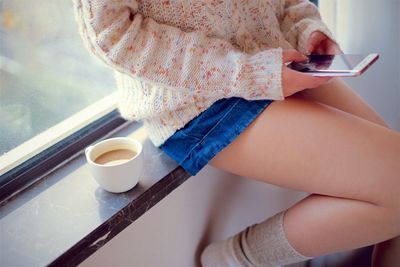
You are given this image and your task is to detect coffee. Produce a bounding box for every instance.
[94,149,137,166]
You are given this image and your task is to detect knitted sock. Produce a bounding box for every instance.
[200,211,312,267]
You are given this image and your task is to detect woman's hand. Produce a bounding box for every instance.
[282,50,331,97]
[306,31,342,55]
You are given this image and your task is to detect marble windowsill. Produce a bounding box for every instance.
[0,123,191,266]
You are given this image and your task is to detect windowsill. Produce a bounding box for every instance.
[0,122,191,266]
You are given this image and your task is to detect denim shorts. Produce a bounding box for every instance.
[160,97,273,176]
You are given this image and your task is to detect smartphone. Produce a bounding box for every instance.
[288,53,379,77]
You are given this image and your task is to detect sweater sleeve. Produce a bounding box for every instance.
[72,0,284,101]
[280,0,335,54]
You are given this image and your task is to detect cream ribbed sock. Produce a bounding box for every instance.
[200,211,311,267]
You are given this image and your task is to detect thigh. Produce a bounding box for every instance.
[296,78,388,128]
[209,97,400,207]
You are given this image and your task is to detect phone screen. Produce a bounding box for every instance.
[290,54,371,73]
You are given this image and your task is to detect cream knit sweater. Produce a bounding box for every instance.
[73,0,333,146]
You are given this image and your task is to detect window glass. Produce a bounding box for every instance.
[0,0,115,156]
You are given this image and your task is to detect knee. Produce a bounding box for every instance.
[372,200,400,240]
[387,191,400,232]
[390,209,400,236]
[377,149,400,211]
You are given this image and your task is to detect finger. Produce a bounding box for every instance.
[306,37,318,54]
[309,41,326,55]
[316,46,325,55]
[313,76,332,84]
[305,75,332,88]
[307,45,315,55]
[321,39,342,55]
[326,44,343,55]
[287,67,331,88]
[307,32,325,54]
[282,49,308,63]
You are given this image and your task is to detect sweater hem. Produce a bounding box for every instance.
[140,99,217,147]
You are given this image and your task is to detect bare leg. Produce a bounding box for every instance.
[296,78,389,128]
[295,78,399,265]
[209,97,400,258]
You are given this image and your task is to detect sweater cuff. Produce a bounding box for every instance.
[297,20,336,55]
[238,48,284,101]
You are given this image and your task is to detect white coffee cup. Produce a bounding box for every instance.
[85,137,143,193]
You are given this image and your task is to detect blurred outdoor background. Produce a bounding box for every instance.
[0,0,115,155]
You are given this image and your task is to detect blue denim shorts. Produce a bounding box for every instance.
[160,97,273,176]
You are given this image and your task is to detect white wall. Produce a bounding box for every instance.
[80,166,307,267]
[320,0,400,130]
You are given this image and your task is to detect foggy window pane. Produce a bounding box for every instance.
[0,0,115,155]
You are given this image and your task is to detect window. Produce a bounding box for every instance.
[0,0,124,199]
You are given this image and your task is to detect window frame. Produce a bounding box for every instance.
[0,109,128,203]
[0,2,130,202]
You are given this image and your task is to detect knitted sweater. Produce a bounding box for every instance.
[73,0,333,147]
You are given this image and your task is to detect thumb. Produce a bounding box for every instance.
[282,49,308,63]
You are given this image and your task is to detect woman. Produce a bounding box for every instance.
[73,0,400,266]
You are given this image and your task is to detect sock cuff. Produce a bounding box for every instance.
[214,210,313,267]
[278,211,312,261]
